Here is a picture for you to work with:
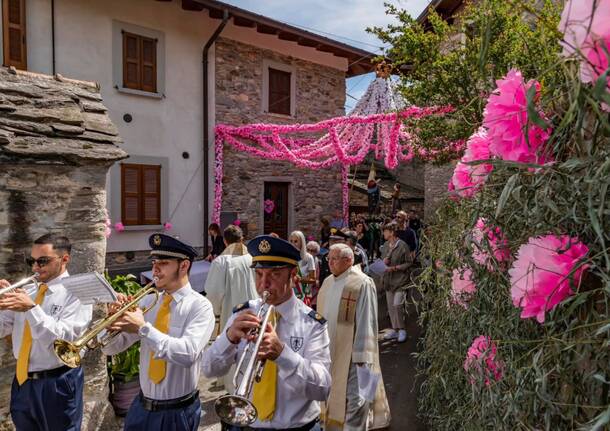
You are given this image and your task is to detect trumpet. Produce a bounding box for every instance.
[214,291,276,427]
[0,273,40,296]
[53,277,159,368]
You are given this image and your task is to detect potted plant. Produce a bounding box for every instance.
[104,273,142,417]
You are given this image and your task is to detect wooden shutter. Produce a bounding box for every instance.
[142,165,161,225]
[268,68,291,115]
[140,36,157,93]
[123,32,141,90]
[122,31,157,92]
[2,0,27,70]
[121,163,161,225]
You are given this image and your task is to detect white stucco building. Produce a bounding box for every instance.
[0,0,374,273]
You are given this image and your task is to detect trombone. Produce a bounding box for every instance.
[0,273,40,296]
[215,291,276,427]
[53,277,159,368]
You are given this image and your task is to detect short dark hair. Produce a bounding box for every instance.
[223,225,243,244]
[208,223,220,234]
[382,222,398,233]
[34,233,72,254]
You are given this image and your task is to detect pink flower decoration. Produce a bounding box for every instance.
[449,129,493,198]
[451,268,477,308]
[483,69,552,165]
[114,222,125,233]
[233,219,241,227]
[464,336,503,386]
[471,219,511,269]
[509,234,589,323]
[559,0,610,110]
[264,199,275,214]
[163,222,172,231]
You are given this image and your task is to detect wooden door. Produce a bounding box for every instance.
[264,182,289,239]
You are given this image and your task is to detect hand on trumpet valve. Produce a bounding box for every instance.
[226,311,261,344]
[108,308,146,334]
[256,323,284,361]
[0,279,9,289]
[0,288,35,311]
[107,293,130,316]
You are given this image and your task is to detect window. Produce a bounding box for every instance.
[121,163,161,226]
[2,0,27,70]
[268,68,291,115]
[122,31,157,93]
[262,60,296,117]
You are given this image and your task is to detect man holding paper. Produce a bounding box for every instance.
[317,243,391,431]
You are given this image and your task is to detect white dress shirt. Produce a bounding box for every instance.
[202,293,331,429]
[102,282,215,400]
[0,271,93,372]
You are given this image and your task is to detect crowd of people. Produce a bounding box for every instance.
[0,206,423,431]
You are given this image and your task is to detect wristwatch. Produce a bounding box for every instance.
[138,322,152,337]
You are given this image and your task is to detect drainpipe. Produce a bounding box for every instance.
[202,9,229,256]
[51,0,56,74]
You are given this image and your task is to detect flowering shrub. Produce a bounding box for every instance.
[463,336,503,386]
[450,268,476,308]
[471,218,510,269]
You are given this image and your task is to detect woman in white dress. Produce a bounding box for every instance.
[289,230,317,305]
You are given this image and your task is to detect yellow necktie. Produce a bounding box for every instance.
[16,283,48,385]
[252,309,280,421]
[148,294,172,384]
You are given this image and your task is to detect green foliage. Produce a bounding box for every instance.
[371,0,610,429]
[369,0,563,151]
[104,273,141,382]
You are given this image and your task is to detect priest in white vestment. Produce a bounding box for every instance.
[317,243,391,431]
[204,224,258,332]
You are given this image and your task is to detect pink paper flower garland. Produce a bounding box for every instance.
[509,234,589,323]
[464,336,503,386]
[213,106,458,223]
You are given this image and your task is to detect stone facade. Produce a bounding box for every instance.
[0,68,127,429]
[215,38,345,239]
[424,162,456,222]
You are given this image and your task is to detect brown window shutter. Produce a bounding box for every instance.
[2,0,27,70]
[141,165,161,225]
[140,37,157,93]
[268,68,291,115]
[122,32,141,90]
[121,164,141,226]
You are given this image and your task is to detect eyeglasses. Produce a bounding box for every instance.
[26,256,59,267]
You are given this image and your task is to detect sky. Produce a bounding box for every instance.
[222,0,432,112]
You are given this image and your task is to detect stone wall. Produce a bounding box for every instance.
[215,38,345,239]
[424,162,456,222]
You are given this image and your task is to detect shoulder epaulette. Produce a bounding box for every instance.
[307,310,327,325]
[232,301,250,313]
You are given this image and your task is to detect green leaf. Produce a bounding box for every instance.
[592,67,610,101]
[589,405,610,431]
[496,174,518,218]
[526,85,548,129]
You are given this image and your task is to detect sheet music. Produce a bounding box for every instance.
[61,272,118,305]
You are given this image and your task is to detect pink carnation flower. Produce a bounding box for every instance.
[449,129,493,198]
[483,69,552,164]
[559,1,610,110]
[464,335,503,386]
[451,268,477,308]
[114,222,125,232]
[471,219,511,269]
[233,219,241,227]
[509,234,589,323]
[163,222,173,231]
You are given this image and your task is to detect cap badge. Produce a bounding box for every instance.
[258,240,271,254]
[153,235,162,246]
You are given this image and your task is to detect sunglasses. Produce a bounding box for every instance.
[26,256,59,267]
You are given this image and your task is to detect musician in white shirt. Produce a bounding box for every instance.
[103,233,214,431]
[0,233,93,431]
[202,235,331,431]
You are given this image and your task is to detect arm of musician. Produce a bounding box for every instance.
[142,299,215,367]
[200,313,241,378]
[352,279,377,365]
[203,257,227,316]
[101,331,140,355]
[275,321,331,401]
[26,291,93,343]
